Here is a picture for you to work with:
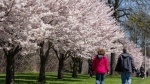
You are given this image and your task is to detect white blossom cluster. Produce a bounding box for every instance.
[0,0,144,66]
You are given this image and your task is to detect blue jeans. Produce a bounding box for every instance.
[96,73,105,84]
[121,72,131,84]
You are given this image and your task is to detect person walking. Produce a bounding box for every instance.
[136,68,140,77]
[115,48,136,84]
[140,66,145,79]
[146,70,149,77]
[92,48,110,84]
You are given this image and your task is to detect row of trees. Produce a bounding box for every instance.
[104,0,150,71]
[0,0,147,84]
[101,0,150,54]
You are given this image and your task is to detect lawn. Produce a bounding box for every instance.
[0,72,149,84]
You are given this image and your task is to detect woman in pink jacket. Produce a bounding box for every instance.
[92,48,110,84]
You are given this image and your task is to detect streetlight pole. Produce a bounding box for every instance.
[144,37,146,78]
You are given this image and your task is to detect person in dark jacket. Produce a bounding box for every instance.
[115,48,135,84]
[140,66,145,78]
[146,70,149,77]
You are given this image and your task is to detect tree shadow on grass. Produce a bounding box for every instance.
[0,74,38,84]
[15,73,83,83]
[0,72,87,84]
[46,74,82,82]
[0,80,5,84]
[15,74,38,80]
[0,75,5,84]
[0,75,5,79]
[46,73,84,84]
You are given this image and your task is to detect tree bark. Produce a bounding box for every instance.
[38,57,46,83]
[110,53,116,75]
[38,41,52,83]
[3,45,22,84]
[6,54,14,84]
[78,58,83,74]
[113,0,119,20]
[57,57,64,79]
[52,48,71,79]
[72,60,78,78]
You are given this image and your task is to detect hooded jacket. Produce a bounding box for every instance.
[115,53,135,73]
[92,55,110,73]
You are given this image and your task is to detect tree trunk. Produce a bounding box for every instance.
[57,58,64,79]
[113,0,119,20]
[53,49,71,79]
[72,62,78,78]
[110,53,116,75]
[38,57,46,83]
[6,54,14,84]
[38,41,52,83]
[4,45,22,84]
[78,58,83,74]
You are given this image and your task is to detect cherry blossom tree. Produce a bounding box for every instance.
[0,0,37,83]
[0,0,144,84]
[28,0,126,79]
[0,0,52,83]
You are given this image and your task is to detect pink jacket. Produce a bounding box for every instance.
[92,55,110,73]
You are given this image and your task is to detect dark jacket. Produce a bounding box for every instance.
[115,53,135,73]
[140,66,145,73]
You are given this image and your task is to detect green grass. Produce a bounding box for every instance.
[0,72,150,84]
